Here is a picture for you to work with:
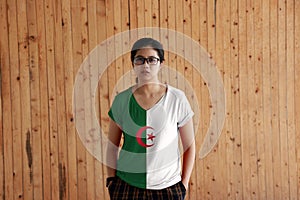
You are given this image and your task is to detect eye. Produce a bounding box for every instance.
[148,57,159,64]
[148,57,156,64]
[133,57,145,65]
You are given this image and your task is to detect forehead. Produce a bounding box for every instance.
[135,48,158,57]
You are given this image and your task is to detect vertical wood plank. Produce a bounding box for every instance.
[95,0,106,199]
[262,0,274,199]
[151,0,159,38]
[105,0,116,98]
[129,0,138,30]
[198,0,209,198]
[70,6,83,186]
[0,1,6,192]
[113,0,124,93]
[237,0,248,197]
[105,1,116,199]
[215,0,227,198]
[144,0,152,36]
[52,0,70,199]
[80,3,91,195]
[128,0,138,80]
[86,0,97,199]
[253,0,266,198]
[206,0,219,198]
[191,0,202,198]
[7,0,24,199]
[104,11,118,198]
[71,1,83,200]
[246,0,259,198]
[183,1,193,199]
[0,0,14,199]
[286,0,297,199]
[278,0,289,198]
[35,0,51,199]
[222,0,234,198]
[175,0,184,88]
[61,0,77,199]
[270,0,281,198]
[225,0,242,198]
[136,0,145,37]
[159,0,169,84]
[121,0,132,88]
[0,0,6,193]
[295,0,300,198]
[97,0,109,199]
[16,0,35,199]
[27,0,44,198]
[229,0,243,197]
[183,0,192,97]
[0,37,3,199]
[44,0,60,198]
[167,0,177,87]
[0,58,3,199]
[78,0,89,198]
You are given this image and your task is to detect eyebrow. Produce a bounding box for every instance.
[134,55,159,58]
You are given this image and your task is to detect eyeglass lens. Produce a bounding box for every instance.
[134,57,159,65]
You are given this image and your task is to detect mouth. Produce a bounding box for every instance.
[142,71,150,74]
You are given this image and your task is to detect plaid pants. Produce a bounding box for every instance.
[107,176,186,200]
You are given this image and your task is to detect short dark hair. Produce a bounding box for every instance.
[131,38,165,63]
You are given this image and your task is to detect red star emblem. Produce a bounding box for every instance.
[147,133,156,142]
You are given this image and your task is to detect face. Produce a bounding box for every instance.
[133,48,161,83]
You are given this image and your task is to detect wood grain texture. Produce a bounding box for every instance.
[0,0,299,199]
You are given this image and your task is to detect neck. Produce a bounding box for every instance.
[137,76,159,85]
[134,81,163,95]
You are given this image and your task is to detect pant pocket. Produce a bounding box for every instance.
[179,181,187,192]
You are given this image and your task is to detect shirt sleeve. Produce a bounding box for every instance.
[177,92,194,127]
[108,95,122,126]
[108,88,134,129]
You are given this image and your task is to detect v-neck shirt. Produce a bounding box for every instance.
[108,85,194,189]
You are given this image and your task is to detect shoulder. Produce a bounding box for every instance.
[110,87,133,110]
[167,85,187,99]
[112,87,132,101]
[109,87,133,119]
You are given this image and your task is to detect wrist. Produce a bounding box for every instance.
[181,176,190,186]
[106,176,116,187]
[181,179,189,189]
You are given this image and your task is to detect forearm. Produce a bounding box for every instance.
[181,142,196,186]
[106,142,119,177]
[106,120,122,177]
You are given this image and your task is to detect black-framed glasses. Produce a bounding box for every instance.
[133,56,160,65]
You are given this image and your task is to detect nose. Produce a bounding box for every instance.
[143,62,150,68]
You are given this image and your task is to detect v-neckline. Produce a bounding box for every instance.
[131,85,168,111]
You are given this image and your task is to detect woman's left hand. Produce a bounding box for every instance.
[182,179,189,190]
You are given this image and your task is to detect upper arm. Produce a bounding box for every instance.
[179,119,195,151]
[108,119,123,147]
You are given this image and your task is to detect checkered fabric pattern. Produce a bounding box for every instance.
[107,176,186,200]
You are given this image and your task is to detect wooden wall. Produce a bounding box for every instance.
[0,0,299,199]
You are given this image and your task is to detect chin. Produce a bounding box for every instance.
[138,78,155,84]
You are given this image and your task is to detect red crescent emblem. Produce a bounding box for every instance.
[136,126,155,148]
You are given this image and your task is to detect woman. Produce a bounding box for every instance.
[106,38,195,200]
